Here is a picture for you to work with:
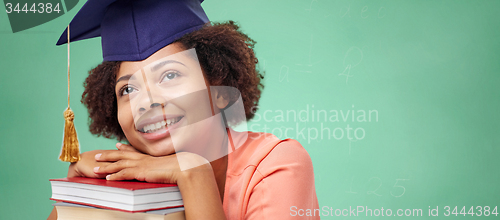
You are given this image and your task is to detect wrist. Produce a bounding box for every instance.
[178,163,214,185]
[175,152,214,184]
[67,162,81,178]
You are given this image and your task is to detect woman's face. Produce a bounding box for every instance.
[115,43,226,157]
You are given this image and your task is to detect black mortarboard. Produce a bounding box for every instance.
[56,0,209,61]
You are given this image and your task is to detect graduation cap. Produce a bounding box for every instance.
[56,0,209,61]
[56,0,210,162]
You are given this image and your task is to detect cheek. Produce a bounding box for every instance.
[117,102,133,131]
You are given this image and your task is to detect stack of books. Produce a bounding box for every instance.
[50,177,185,220]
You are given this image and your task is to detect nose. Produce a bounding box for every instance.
[139,102,163,112]
[135,87,167,114]
[131,71,173,117]
[150,102,162,109]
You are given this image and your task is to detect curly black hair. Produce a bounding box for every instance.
[81,21,264,141]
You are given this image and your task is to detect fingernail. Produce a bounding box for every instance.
[116,143,122,149]
[95,153,102,160]
[93,167,99,173]
[106,175,111,180]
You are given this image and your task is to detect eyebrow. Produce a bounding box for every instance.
[150,60,186,72]
[116,74,135,84]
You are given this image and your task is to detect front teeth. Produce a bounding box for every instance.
[141,116,182,133]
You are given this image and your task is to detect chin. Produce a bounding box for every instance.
[143,140,176,157]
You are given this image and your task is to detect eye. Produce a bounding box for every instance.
[160,71,180,83]
[120,85,137,96]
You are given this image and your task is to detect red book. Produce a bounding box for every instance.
[50,177,183,213]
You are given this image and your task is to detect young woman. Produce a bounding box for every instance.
[48,0,319,219]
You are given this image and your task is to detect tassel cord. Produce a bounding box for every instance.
[60,25,80,162]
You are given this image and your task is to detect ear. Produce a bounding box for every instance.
[213,89,229,109]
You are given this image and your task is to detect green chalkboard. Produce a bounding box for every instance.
[0,0,498,219]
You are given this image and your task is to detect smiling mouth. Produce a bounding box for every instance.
[138,116,184,133]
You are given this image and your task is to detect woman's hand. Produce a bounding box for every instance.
[67,150,113,178]
[93,143,212,184]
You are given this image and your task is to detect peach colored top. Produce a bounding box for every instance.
[223,131,320,219]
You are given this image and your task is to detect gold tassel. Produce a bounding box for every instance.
[60,107,80,162]
[59,25,80,162]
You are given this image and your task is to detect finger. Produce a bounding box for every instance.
[106,167,142,181]
[91,161,113,178]
[70,161,112,179]
[90,173,109,179]
[94,159,138,174]
[95,150,145,162]
[116,143,141,153]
